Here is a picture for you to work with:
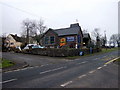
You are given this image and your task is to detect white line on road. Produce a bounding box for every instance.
[78,74,87,79]
[81,61,87,64]
[60,81,73,87]
[41,64,49,67]
[40,66,66,74]
[89,70,96,74]
[97,67,102,70]
[77,61,88,65]
[4,71,13,73]
[103,64,107,67]
[0,78,17,84]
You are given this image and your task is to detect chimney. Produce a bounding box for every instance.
[70,23,79,28]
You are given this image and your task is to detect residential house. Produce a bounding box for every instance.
[4,34,23,48]
[41,23,83,48]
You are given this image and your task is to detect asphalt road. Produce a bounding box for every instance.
[2,50,119,88]
[2,52,68,66]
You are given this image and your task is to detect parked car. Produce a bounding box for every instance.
[32,45,45,49]
[23,44,37,50]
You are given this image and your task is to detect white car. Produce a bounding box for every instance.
[23,44,37,50]
[32,45,45,49]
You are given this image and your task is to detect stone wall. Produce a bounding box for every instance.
[22,48,101,57]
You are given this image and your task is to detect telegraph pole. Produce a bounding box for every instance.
[104,30,107,50]
[26,28,29,44]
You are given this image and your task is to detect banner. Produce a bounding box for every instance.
[66,36,75,42]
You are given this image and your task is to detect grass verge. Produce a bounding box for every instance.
[66,48,119,60]
[0,58,14,68]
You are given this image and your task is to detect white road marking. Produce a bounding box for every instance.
[41,64,49,67]
[103,64,107,67]
[29,67,34,69]
[60,81,73,87]
[77,61,87,65]
[4,71,13,73]
[89,70,96,74]
[13,69,21,72]
[20,68,28,70]
[97,67,102,70]
[0,78,17,84]
[40,66,66,74]
[81,61,87,64]
[78,74,87,79]
[77,63,82,65]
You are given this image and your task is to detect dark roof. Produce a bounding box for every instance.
[10,34,23,42]
[83,33,91,39]
[54,23,82,36]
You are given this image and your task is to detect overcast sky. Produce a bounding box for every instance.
[0,0,119,40]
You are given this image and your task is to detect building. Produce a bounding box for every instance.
[4,34,23,48]
[41,23,83,48]
[83,33,91,48]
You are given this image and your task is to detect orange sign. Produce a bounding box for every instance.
[60,38,66,46]
[60,38,66,43]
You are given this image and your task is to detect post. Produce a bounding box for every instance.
[26,28,29,44]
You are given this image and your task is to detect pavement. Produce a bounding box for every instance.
[1,50,119,88]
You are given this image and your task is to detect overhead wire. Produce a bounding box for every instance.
[0,2,41,18]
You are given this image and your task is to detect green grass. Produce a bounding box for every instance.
[101,47,118,53]
[0,58,14,68]
[65,47,119,60]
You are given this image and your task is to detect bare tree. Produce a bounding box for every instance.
[34,19,47,44]
[21,19,37,44]
[37,19,47,35]
[110,34,120,47]
[21,18,47,44]
[91,28,103,49]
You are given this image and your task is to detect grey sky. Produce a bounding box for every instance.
[0,0,119,40]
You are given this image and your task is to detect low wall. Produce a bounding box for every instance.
[22,48,101,57]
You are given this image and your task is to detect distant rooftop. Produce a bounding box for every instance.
[54,23,82,36]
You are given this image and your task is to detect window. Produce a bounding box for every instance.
[10,43,14,45]
[44,36,55,45]
[50,36,55,44]
[45,37,49,44]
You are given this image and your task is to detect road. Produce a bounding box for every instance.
[2,50,119,88]
[2,52,67,67]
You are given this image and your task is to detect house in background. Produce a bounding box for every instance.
[83,33,91,48]
[4,34,23,48]
[41,23,83,48]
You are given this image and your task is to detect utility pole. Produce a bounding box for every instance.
[26,28,29,44]
[104,30,107,50]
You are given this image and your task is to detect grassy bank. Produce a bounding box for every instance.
[66,47,119,60]
[101,47,118,53]
[0,58,14,68]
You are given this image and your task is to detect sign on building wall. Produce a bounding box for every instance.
[66,36,75,42]
[60,38,66,46]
